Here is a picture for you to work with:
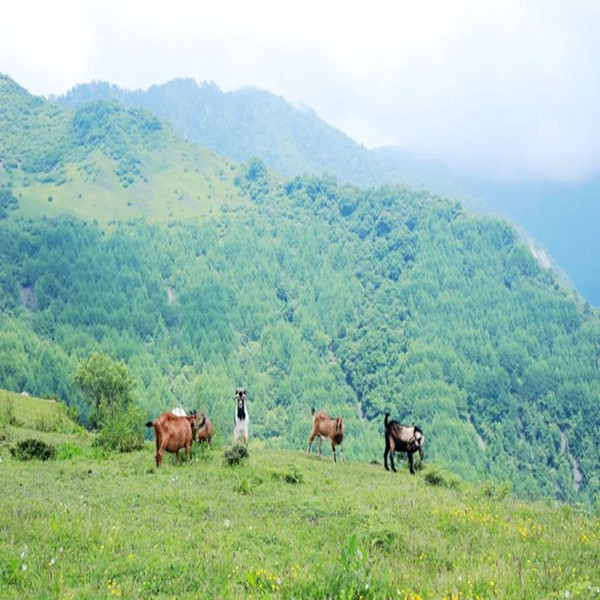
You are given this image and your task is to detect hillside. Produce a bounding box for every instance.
[0,74,247,223]
[55,78,394,185]
[0,388,78,434]
[1,400,599,599]
[55,78,600,307]
[2,75,600,504]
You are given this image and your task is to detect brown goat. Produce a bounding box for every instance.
[146,411,197,467]
[383,412,425,475]
[195,412,214,447]
[306,407,344,463]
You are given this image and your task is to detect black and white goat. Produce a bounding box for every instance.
[233,388,249,447]
[383,413,425,475]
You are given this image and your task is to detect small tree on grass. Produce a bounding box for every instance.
[73,352,144,452]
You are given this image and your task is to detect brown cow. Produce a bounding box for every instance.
[146,411,197,467]
[195,411,214,447]
[306,407,344,463]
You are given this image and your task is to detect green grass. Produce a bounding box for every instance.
[13,138,249,225]
[0,389,79,434]
[1,406,599,599]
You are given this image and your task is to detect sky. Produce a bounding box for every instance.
[2,0,599,182]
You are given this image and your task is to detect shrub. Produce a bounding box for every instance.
[94,403,145,453]
[224,444,249,466]
[423,465,460,489]
[480,479,512,500]
[33,416,59,433]
[0,398,20,427]
[56,441,84,460]
[270,465,304,484]
[11,438,55,461]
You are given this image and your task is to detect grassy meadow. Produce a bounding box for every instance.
[14,143,248,226]
[1,393,600,599]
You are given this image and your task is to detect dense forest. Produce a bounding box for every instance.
[2,73,600,504]
[56,78,600,307]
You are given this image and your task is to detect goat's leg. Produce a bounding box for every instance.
[339,443,344,464]
[175,449,180,466]
[186,442,191,464]
[307,431,316,455]
[408,451,415,475]
[389,438,397,472]
[155,431,161,468]
[384,438,390,471]
[317,436,322,459]
[157,440,168,468]
[331,440,337,463]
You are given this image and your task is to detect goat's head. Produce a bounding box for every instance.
[235,388,247,410]
[186,414,197,430]
[334,416,343,435]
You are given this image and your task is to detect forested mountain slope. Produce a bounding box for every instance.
[56,78,600,307]
[2,75,600,503]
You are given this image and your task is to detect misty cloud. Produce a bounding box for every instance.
[2,0,599,181]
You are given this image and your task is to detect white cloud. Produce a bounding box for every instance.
[1,0,599,181]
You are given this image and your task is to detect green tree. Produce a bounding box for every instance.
[73,352,135,425]
[73,353,144,451]
[71,353,142,451]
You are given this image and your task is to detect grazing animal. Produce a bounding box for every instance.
[233,388,249,447]
[307,408,344,463]
[383,413,425,475]
[195,411,214,446]
[146,411,197,467]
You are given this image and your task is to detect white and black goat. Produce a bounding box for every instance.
[233,388,249,447]
[383,412,425,475]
